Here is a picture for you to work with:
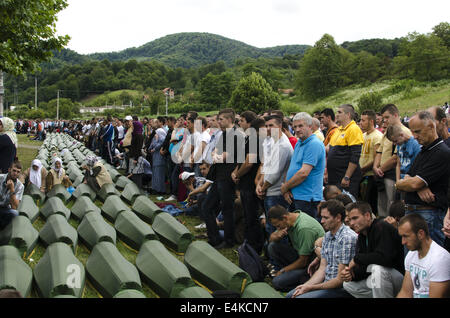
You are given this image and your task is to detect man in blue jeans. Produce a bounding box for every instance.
[0,161,24,230]
[396,111,450,247]
[281,112,326,219]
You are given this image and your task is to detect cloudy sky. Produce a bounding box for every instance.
[56,0,450,54]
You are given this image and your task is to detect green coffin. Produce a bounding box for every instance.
[0,246,33,297]
[34,242,85,298]
[86,241,142,298]
[241,282,283,298]
[115,175,133,190]
[97,183,120,202]
[68,168,84,183]
[114,210,157,251]
[113,289,147,298]
[17,194,39,223]
[107,169,121,183]
[24,183,45,203]
[176,286,212,298]
[41,196,71,220]
[66,161,79,172]
[184,241,252,294]
[71,196,101,221]
[72,183,96,201]
[0,216,39,257]
[152,213,194,254]
[77,211,116,251]
[121,182,144,205]
[72,175,85,188]
[101,195,131,222]
[39,214,78,252]
[46,184,72,203]
[132,195,162,224]
[136,240,194,298]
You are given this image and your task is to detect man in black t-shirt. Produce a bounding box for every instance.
[231,110,264,254]
[396,111,450,247]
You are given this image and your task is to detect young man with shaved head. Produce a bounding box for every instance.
[327,104,364,198]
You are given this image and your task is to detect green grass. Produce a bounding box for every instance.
[81,89,142,107]
[283,79,450,115]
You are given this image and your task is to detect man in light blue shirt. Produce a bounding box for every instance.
[281,112,326,219]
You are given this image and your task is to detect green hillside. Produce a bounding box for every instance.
[281,79,450,116]
[86,32,310,68]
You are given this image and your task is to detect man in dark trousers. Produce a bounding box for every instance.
[342,201,404,298]
[231,110,264,254]
[396,111,450,248]
[201,108,242,249]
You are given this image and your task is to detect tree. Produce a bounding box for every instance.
[397,32,449,81]
[199,72,235,108]
[296,34,343,101]
[432,22,450,48]
[228,72,281,114]
[0,0,70,116]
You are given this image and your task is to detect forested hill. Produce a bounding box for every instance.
[80,33,311,68]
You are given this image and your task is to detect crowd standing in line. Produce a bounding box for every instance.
[1,101,450,298]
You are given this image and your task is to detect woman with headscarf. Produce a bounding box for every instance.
[21,159,48,193]
[45,157,71,193]
[148,118,167,194]
[0,117,18,173]
[81,155,113,192]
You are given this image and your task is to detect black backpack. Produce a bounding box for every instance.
[237,240,268,282]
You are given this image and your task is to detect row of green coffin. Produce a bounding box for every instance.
[10,195,190,255]
[0,240,281,298]
[23,180,143,210]
[5,199,282,297]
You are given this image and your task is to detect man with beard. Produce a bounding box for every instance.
[0,161,24,230]
[397,213,450,298]
[287,200,357,298]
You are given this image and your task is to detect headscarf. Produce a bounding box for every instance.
[85,155,98,167]
[0,117,18,148]
[52,157,63,179]
[155,127,167,141]
[29,159,43,188]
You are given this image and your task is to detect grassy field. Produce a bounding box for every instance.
[15,134,242,298]
[282,79,450,115]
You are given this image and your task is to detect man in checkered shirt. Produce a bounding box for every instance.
[286,199,358,298]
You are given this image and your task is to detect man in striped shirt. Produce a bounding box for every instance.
[286,200,358,298]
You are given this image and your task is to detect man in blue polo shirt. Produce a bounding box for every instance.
[281,112,326,219]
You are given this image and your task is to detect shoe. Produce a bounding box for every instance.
[165,195,177,201]
[194,223,206,229]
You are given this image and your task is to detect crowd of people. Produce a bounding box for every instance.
[1,101,450,298]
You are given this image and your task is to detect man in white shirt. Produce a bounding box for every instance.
[397,213,450,298]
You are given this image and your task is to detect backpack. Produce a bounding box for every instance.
[237,240,268,282]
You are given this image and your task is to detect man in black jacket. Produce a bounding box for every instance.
[341,202,404,298]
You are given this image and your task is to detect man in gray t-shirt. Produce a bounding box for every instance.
[256,116,294,235]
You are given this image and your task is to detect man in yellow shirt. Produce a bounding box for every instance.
[327,104,364,197]
[359,110,383,214]
[373,104,410,217]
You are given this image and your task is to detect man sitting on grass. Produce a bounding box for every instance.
[0,161,24,230]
